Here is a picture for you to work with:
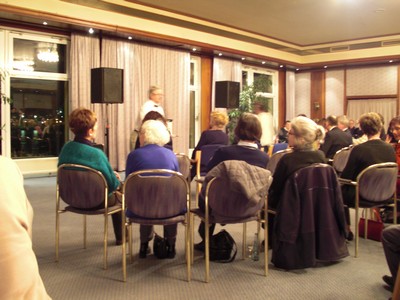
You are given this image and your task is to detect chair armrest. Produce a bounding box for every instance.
[195,177,205,184]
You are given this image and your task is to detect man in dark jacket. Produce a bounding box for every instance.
[320,115,352,159]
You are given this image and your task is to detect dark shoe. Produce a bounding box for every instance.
[383,275,394,287]
[346,231,354,241]
[194,241,205,252]
[115,231,129,246]
[139,242,150,258]
[167,244,176,259]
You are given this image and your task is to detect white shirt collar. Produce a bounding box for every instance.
[237,140,258,149]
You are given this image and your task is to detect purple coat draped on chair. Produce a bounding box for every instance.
[272,163,349,270]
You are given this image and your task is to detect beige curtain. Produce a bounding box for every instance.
[71,34,190,170]
[347,98,397,128]
[212,58,242,109]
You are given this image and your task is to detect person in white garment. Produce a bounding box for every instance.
[139,85,165,122]
[0,155,51,299]
[253,101,275,151]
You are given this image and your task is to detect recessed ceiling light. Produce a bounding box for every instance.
[241,57,245,61]
[192,48,197,52]
[324,66,328,68]
[296,68,300,71]
[43,21,48,25]
[389,60,393,63]
[88,28,94,34]
[128,36,133,40]
[262,61,266,64]
[279,65,284,68]
[218,53,222,56]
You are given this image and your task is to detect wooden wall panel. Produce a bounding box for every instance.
[200,56,213,131]
[310,71,325,121]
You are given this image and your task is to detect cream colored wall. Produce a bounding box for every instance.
[294,73,311,117]
[293,65,398,119]
[326,70,345,117]
[346,66,397,96]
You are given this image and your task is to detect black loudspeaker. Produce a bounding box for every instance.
[91,68,124,104]
[215,81,240,108]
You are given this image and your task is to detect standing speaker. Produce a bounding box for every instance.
[215,81,240,108]
[91,68,124,104]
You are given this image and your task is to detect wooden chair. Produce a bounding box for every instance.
[56,164,125,279]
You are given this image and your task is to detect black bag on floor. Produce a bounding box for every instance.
[209,230,237,263]
[153,233,169,259]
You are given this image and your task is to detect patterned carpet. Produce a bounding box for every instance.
[25,176,392,300]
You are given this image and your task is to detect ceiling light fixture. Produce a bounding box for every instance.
[218,53,222,56]
[128,36,133,40]
[324,66,328,69]
[192,48,197,52]
[43,21,48,25]
[262,61,266,64]
[241,57,245,61]
[88,28,94,34]
[389,60,393,63]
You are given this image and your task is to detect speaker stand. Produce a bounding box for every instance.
[105,104,110,159]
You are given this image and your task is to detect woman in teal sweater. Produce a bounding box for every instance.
[58,108,123,245]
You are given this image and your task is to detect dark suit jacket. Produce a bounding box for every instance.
[320,127,352,159]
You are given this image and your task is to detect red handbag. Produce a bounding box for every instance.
[358,208,384,242]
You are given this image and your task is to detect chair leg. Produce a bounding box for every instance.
[104,214,108,270]
[122,214,126,282]
[190,213,194,265]
[185,220,191,282]
[355,207,359,258]
[83,215,87,249]
[263,220,268,276]
[242,223,246,260]
[55,211,60,262]
[205,220,210,283]
[128,224,133,264]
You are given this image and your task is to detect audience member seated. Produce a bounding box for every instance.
[276,120,291,143]
[267,116,326,245]
[194,112,269,251]
[341,112,396,240]
[125,119,179,259]
[349,119,363,139]
[382,225,400,292]
[337,115,352,136]
[320,115,352,159]
[130,111,173,151]
[0,156,50,299]
[58,108,124,245]
[388,116,400,196]
[190,111,229,179]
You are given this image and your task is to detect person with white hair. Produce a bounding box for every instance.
[139,85,165,122]
[125,119,179,259]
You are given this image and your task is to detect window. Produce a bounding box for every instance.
[189,56,201,149]
[5,32,68,159]
[242,65,277,118]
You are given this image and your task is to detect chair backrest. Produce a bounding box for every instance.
[205,160,272,221]
[357,162,398,202]
[266,148,292,174]
[57,164,107,209]
[272,143,288,154]
[123,169,189,219]
[198,144,225,176]
[175,153,191,182]
[332,146,352,174]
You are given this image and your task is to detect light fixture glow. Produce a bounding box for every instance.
[192,48,197,51]
[241,57,245,61]
[262,61,266,64]
[128,36,133,40]
[37,45,59,63]
[389,60,393,63]
[13,60,34,71]
[43,21,48,25]
[324,66,328,68]
[88,28,94,34]
[218,53,222,56]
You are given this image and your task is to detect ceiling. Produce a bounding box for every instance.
[1,0,400,68]
[128,0,400,47]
